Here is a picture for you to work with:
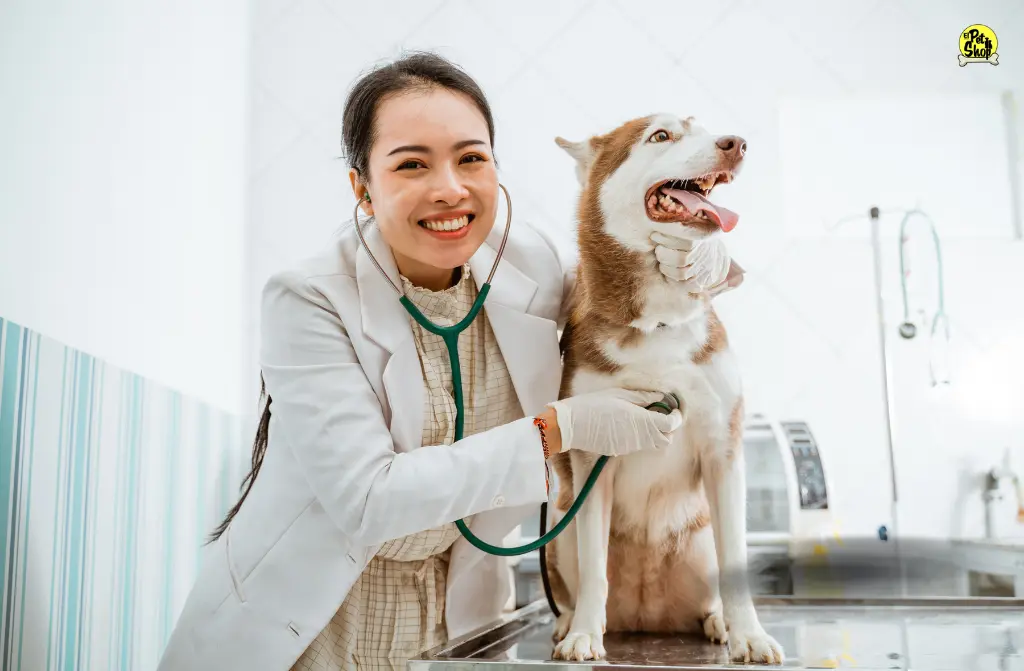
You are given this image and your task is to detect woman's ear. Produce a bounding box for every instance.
[349,169,373,216]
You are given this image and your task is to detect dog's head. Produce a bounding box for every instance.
[556,114,745,248]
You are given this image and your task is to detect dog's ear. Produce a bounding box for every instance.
[555,136,593,164]
[555,136,595,186]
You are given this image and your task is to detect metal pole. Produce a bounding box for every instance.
[869,206,905,596]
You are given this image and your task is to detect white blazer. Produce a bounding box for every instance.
[157,218,576,670]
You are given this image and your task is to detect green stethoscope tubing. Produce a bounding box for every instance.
[401,293,612,556]
[354,184,678,558]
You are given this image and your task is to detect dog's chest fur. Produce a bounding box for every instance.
[562,269,740,542]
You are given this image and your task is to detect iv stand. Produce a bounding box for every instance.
[868,205,906,597]
[869,206,900,536]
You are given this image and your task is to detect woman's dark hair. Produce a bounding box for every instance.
[342,50,497,182]
[207,51,496,544]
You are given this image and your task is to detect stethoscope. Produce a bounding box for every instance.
[896,209,950,387]
[352,183,679,607]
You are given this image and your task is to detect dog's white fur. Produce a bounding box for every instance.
[548,114,783,664]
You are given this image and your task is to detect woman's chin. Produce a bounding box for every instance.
[426,230,490,264]
[428,250,475,272]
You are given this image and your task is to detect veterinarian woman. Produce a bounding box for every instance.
[158,52,741,671]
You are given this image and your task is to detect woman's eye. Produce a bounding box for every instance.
[649,130,670,143]
[461,154,485,164]
[397,160,422,170]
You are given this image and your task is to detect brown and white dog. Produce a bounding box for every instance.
[546,114,784,664]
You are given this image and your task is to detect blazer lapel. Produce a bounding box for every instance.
[355,220,423,453]
[468,225,561,417]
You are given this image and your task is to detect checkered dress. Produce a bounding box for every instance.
[290,263,524,671]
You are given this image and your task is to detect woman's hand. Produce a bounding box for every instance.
[540,388,684,457]
[651,233,742,295]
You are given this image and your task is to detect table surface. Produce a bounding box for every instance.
[411,598,1024,671]
[954,537,1024,549]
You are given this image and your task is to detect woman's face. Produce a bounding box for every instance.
[351,87,498,289]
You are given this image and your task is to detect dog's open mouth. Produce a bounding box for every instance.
[645,172,738,232]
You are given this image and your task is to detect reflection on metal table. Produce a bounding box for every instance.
[410,597,1024,670]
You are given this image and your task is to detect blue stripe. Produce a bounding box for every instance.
[59,352,81,669]
[80,364,103,671]
[55,351,81,670]
[16,334,41,671]
[119,375,143,671]
[161,393,181,644]
[5,327,29,671]
[107,376,128,669]
[45,348,71,671]
[0,322,26,670]
[69,356,95,670]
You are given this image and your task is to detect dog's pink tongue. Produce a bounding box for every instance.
[663,188,739,232]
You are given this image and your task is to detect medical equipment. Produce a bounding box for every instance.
[896,208,951,387]
[353,185,679,558]
[983,448,1024,540]
[823,205,951,567]
[745,415,831,541]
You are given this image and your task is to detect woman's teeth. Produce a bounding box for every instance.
[420,215,470,232]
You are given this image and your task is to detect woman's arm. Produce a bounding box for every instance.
[259,270,549,548]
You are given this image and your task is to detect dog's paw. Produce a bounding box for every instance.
[727,626,784,664]
[702,610,728,644]
[552,631,606,661]
[552,610,574,641]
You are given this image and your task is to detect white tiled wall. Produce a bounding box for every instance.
[245,0,1024,541]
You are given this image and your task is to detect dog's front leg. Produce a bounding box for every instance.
[702,401,784,664]
[552,452,614,661]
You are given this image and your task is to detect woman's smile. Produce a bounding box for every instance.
[417,210,476,240]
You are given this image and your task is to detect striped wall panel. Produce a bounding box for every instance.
[0,317,245,670]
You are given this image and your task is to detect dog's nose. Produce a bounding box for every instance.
[715,135,746,158]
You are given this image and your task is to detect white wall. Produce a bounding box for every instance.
[246,0,1024,540]
[0,0,249,414]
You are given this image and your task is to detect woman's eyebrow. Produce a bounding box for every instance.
[386,139,487,156]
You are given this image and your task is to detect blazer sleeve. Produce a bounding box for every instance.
[258,269,549,548]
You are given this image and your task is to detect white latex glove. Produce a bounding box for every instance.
[651,233,744,296]
[547,388,685,457]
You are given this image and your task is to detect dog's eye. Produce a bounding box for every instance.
[649,130,671,143]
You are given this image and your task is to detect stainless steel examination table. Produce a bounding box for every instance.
[410,597,1024,670]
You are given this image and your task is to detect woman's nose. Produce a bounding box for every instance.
[431,165,470,204]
